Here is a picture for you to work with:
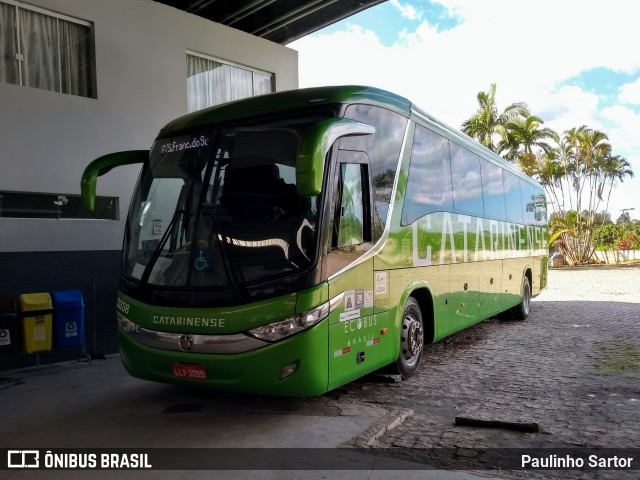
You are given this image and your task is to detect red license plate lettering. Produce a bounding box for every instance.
[172,364,207,380]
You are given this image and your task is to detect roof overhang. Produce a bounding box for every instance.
[152,0,386,45]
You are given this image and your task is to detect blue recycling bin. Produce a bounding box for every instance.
[53,291,85,348]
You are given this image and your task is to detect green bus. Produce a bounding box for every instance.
[82,86,548,396]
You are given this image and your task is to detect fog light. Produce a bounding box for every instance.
[279,363,298,380]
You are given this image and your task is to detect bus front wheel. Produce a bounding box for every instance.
[510,275,531,320]
[395,297,424,379]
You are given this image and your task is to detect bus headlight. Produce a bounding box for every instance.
[248,301,330,342]
[117,311,139,333]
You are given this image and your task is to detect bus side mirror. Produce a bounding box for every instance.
[81,150,148,212]
[296,118,375,197]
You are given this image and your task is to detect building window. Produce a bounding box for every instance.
[0,0,95,98]
[0,191,118,220]
[186,52,273,112]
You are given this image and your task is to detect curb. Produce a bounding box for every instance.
[344,406,414,447]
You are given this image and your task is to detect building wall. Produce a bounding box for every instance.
[593,250,640,264]
[0,0,298,366]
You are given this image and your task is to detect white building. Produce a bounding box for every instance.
[0,0,302,363]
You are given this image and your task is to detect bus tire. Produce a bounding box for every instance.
[395,297,424,379]
[510,275,531,320]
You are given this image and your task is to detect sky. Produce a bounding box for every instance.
[289,0,640,221]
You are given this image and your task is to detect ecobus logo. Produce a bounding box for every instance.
[7,450,40,468]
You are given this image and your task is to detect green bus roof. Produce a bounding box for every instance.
[160,85,412,133]
[160,84,539,186]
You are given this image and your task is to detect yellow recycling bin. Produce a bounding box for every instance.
[19,293,53,354]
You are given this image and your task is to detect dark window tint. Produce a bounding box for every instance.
[0,191,118,219]
[480,159,506,221]
[402,125,453,225]
[342,105,407,231]
[503,171,523,224]
[450,142,484,217]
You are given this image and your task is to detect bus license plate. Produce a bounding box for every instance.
[172,364,207,381]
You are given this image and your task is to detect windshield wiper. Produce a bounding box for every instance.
[139,209,184,286]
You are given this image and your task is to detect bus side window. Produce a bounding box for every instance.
[520,178,536,226]
[333,162,369,248]
[533,187,547,226]
[331,158,371,250]
[503,171,523,224]
[342,104,408,237]
[326,151,373,277]
[480,158,506,221]
[401,125,453,226]
[450,142,484,218]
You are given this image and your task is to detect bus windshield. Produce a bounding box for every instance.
[123,116,323,290]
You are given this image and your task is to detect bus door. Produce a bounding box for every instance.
[325,150,381,391]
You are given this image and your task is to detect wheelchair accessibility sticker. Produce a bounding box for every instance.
[194,250,212,272]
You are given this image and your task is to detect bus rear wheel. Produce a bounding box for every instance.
[395,297,424,379]
[510,275,531,320]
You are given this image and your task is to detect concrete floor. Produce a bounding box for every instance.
[0,356,494,480]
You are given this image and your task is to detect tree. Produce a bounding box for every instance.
[592,223,622,263]
[593,224,620,250]
[562,126,611,216]
[599,155,634,214]
[461,83,529,153]
[498,114,558,167]
[548,126,613,263]
[460,84,635,265]
[534,151,566,214]
[591,211,613,227]
[617,211,631,225]
[615,231,640,251]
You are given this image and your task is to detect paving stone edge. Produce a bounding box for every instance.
[343,407,414,447]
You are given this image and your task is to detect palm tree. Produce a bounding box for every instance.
[561,127,609,211]
[559,126,612,262]
[461,83,529,153]
[498,114,559,168]
[599,155,634,214]
[532,150,565,215]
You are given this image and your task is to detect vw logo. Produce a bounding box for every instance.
[178,334,194,352]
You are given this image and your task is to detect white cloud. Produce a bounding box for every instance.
[619,78,640,105]
[597,106,640,215]
[601,105,640,159]
[389,0,422,21]
[537,86,602,134]
[289,0,640,217]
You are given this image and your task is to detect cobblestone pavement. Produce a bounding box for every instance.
[335,266,640,479]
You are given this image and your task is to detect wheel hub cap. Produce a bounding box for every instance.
[401,313,424,363]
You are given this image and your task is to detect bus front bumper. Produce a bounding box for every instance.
[117,322,329,397]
